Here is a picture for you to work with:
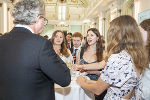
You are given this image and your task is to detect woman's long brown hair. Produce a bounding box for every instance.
[51,30,70,58]
[105,15,148,73]
[84,28,103,62]
[140,18,150,63]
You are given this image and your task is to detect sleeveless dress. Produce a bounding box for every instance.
[79,48,99,80]
[79,58,99,80]
[79,48,107,100]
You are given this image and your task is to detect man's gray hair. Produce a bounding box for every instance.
[12,0,45,25]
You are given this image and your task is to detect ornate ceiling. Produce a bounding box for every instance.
[44,0,89,23]
[7,0,115,24]
[44,0,88,7]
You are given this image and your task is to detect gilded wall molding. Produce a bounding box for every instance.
[0,3,2,7]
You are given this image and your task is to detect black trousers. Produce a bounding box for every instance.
[95,90,107,100]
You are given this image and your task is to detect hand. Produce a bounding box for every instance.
[76,75,87,86]
[72,64,83,71]
[72,64,78,70]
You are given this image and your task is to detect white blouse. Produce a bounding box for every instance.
[59,49,73,64]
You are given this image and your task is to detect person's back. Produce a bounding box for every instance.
[140,18,150,100]
[0,0,71,100]
[101,50,142,100]
[0,23,71,100]
[0,30,53,100]
[100,15,148,100]
[76,15,148,100]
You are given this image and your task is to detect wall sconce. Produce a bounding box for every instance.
[117,9,121,14]
[102,18,106,20]
[0,3,2,7]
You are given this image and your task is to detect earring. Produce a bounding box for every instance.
[96,39,99,42]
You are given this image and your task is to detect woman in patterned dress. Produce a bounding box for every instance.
[76,15,148,100]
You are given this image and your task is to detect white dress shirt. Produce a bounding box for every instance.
[73,46,81,57]
[15,24,34,33]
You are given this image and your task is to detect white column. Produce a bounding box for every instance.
[0,2,2,33]
[98,16,103,36]
[82,24,84,36]
[98,12,104,36]
[134,0,140,21]
[2,1,8,33]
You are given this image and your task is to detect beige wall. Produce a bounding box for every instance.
[139,0,150,13]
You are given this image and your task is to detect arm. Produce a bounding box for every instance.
[65,49,73,68]
[67,49,73,64]
[72,60,106,71]
[76,75,109,95]
[39,40,71,87]
[75,50,81,64]
[85,79,97,84]
[82,60,106,70]
[86,70,101,75]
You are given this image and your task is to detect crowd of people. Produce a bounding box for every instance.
[76,15,149,100]
[0,0,150,100]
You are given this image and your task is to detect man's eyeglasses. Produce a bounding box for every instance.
[39,16,48,26]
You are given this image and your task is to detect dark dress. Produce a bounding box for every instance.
[80,48,107,100]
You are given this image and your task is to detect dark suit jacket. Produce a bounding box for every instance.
[70,46,84,55]
[70,47,74,55]
[0,27,71,100]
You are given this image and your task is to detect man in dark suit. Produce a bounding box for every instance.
[70,32,83,64]
[0,0,71,100]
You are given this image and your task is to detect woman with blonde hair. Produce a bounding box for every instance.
[76,15,148,100]
[51,30,73,65]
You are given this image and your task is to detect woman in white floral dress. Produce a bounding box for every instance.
[76,15,148,100]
